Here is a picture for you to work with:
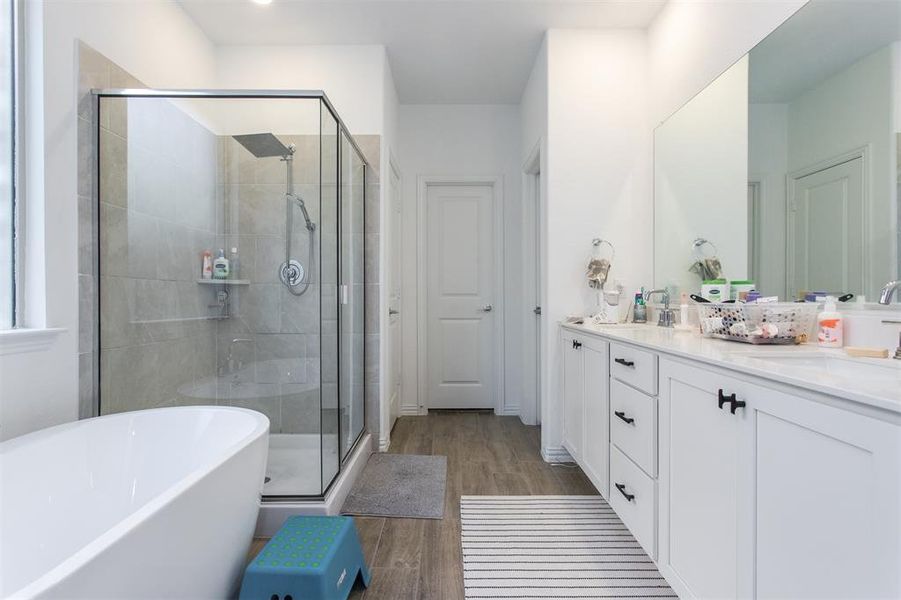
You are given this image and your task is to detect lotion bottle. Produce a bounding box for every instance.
[201,250,213,280]
[817,296,843,348]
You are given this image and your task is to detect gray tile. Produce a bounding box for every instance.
[365,284,379,334]
[77,42,110,124]
[77,117,94,199]
[256,333,306,384]
[365,182,381,234]
[99,202,127,277]
[234,284,281,334]
[78,275,94,354]
[79,353,95,419]
[78,195,94,275]
[253,236,282,284]
[365,334,380,385]
[281,388,321,434]
[99,129,127,208]
[126,211,159,280]
[364,233,379,283]
[280,284,319,333]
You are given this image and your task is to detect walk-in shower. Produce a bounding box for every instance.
[93,90,367,499]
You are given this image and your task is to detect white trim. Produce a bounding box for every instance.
[520,140,542,426]
[541,445,574,464]
[0,327,65,355]
[400,404,422,416]
[416,175,505,413]
[380,150,404,448]
[785,146,870,299]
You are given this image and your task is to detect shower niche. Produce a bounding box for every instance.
[94,91,367,498]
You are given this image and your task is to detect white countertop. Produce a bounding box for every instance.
[561,321,901,415]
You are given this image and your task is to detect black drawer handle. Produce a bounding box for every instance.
[614,482,635,502]
[614,411,634,424]
[572,340,582,349]
[717,389,746,414]
[614,358,635,368]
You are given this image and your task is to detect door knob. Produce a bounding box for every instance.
[481,304,493,312]
[388,308,399,315]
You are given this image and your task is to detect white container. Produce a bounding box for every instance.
[701,280,729,302]
[817,296,844,348]
[0,407,269,599]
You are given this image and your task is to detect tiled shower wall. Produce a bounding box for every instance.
[77,43,383,447]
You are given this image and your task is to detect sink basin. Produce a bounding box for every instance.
[731,351,901,383]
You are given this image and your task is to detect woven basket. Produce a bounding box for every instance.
[696,302,818,345]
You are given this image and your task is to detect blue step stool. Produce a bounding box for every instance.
[239,516,371,600]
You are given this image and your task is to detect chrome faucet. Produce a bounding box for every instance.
[645,288,675,328]
[221,338,253,376]
[879,281,901,305]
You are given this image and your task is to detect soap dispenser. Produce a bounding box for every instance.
[817,296,843,348]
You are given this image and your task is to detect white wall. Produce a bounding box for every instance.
[397,104,522,415]
[215,45,388,136]
[541,29,652,457]
[0,0,217,441]
[648,0,807,125]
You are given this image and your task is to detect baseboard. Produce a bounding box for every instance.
[400,405,423,416]
[495,406,520,416]
[378,435,390,452]
[541,445,574,464]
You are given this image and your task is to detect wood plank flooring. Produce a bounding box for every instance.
[247,411,598,600]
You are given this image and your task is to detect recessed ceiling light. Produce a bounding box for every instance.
[250,0,273,5]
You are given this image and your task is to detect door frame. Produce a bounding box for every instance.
[382,152,403,450]
[521,141,541,426]
[785,145,869,299]
[416,175,505,414]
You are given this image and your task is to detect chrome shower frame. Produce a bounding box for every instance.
[91,89,371,503]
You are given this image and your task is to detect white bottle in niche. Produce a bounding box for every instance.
[212,249,230,280]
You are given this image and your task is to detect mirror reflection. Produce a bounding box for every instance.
[654,0,901,302]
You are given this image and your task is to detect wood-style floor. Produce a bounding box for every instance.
[247,411,599,599]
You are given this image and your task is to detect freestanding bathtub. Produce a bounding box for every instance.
[0,406,269,599]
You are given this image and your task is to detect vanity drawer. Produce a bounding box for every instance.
[609,342,658,395]
[610,379,657,476]
[609,445,657,559]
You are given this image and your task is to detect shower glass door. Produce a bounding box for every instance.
[95,92,364,499]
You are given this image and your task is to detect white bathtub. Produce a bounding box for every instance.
[0,406,269,599]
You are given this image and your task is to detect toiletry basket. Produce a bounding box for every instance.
[696,302,818,345]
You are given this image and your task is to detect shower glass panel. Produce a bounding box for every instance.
[95,91,365,499]
[339,132,366,461]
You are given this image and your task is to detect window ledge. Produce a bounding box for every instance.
[0,328,67,356]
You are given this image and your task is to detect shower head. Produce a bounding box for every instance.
[232,133,292,159]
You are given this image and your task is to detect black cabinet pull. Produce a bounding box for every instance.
[614,358,635,368]
[718,389,746,414]
[717,389,735,410]
[572,340,582,349]
[614,482,635,502]
[614,411,634,424]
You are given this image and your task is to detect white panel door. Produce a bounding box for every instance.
[426,183,495,409]
[581,338,609,498]
[788,157,864,298]
[387,164,402,430]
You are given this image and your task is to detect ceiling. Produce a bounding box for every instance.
[749,0,900,103]
[178,0,666,104]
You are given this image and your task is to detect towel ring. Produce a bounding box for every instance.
[591,238,615,262]
[691,237,718,260]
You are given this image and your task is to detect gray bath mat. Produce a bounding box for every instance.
[341,454,447,519]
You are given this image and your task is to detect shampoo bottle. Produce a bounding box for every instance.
[817,296,843,348]
[201,251,213,280]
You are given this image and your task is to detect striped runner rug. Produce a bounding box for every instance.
[460,495,676,599]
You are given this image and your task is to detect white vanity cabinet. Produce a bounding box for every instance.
[558,323,901,600]
[658,357,901,600]
[561,330,610,497]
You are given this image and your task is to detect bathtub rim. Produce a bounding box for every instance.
[3,406,269,599]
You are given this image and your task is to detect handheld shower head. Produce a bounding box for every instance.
[290,194,317,232]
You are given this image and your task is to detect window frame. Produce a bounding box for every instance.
[1,0,21,330]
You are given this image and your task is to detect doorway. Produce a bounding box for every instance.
[522,145,541,426]
[418,177,503,410]
[387,157,403,438]
[787,153,866,299]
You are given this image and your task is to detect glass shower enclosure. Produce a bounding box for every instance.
[94,90,366,498]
